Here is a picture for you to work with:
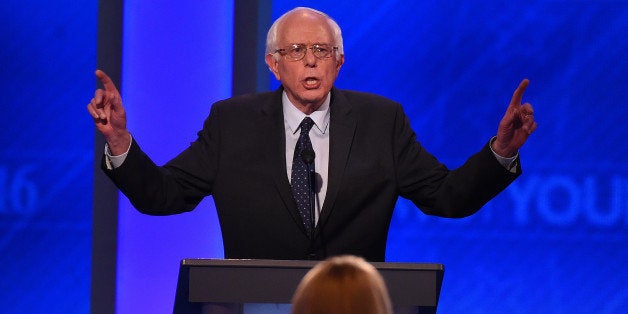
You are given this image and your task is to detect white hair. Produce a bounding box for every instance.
[265,7,344,61]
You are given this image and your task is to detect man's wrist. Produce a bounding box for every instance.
[491,136,519,158]
[489,136,519,172]
[104,133,133,170]
[106,131,132,156]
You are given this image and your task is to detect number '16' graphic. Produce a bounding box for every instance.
[0,165,38,215]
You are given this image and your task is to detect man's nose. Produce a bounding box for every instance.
[303,48,317,67]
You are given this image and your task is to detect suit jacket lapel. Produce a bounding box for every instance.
[259,87,310,235]
[316,87,356,234]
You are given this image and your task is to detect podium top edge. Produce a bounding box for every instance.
[181,258,444,271]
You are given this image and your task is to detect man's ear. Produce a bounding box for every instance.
[336,54,345,73]
[265,54,281,80]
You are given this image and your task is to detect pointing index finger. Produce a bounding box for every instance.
[95,69,119,93]
[511,78,529,107]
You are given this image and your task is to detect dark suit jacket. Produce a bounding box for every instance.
[104,86,520,262]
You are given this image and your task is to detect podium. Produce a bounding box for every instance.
[174,259,444,314]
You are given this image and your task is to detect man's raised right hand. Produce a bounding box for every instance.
[86,69,131,156]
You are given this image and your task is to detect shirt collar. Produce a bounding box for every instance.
[283,91,331,134]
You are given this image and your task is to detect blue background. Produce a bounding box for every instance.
[0,0,96,312]
[1,0,627,313]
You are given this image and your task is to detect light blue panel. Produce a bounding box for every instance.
[0,0,96,312]
[272,1,628,312]
[119,1,233,313]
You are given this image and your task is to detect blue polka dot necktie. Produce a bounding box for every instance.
[291,117,315,237]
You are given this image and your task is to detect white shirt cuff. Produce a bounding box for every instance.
[489,136,519,173]
[104,135,133,170]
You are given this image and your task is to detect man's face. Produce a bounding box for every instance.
[265,11,344,113]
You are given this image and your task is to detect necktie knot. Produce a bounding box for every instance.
[299,117,314,135]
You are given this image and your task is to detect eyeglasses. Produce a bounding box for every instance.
[274,44,339,61]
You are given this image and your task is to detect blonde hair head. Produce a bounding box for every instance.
[291,255,393,314]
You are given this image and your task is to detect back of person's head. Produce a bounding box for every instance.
[291,255,393,314]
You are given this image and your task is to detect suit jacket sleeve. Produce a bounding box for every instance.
[101,104,221,215]
[392,103,520,218]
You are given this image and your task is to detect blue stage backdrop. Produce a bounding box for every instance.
[0,0,96,312]
[270,1,628,313]
[116,1,231,313]
[2,0,627,313]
